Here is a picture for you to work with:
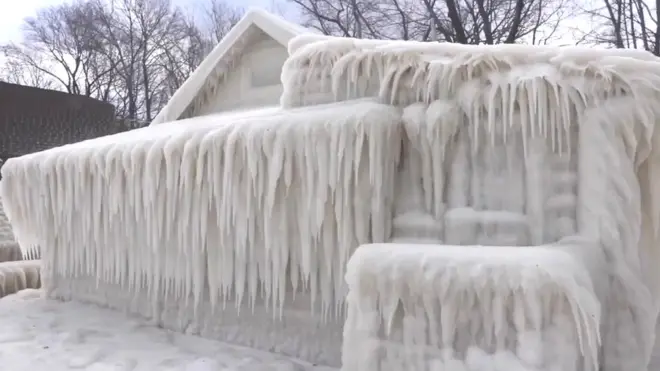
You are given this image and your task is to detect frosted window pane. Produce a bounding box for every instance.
[250,65,282,87]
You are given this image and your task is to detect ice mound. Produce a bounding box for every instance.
[343,243,601,371]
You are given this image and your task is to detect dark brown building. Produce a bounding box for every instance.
[0,82,117,162]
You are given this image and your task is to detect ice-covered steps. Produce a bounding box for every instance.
[342,243,601,371]
[0,259,41,298]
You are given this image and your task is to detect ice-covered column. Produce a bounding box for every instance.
[576,97,657,371]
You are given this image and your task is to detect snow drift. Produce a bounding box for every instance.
[3,33,660,370]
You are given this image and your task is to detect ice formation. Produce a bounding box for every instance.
[0,100,400,365]
[343,243,601,371]
[3,32,660,371]
[0,260,41,298]
[1,99,401,313]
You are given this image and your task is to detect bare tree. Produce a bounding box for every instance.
[0,49,55,89]
[89,0,194,122]
[289,0,575,44]
[159,17,212,95]
[581,0,660,55]
[1,2,115,97]
[0,0,251,125]
[158,0,242,104]
[199,0,243,46]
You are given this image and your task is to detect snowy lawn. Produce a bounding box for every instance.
[0,289,338,371]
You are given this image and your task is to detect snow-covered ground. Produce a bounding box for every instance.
[0,289,338,371]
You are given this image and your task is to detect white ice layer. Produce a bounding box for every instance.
[281,35,660,109]
[4,33,660,370]
[343,243,601,371]
[0,101,401,319]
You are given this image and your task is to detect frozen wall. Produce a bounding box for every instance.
[0,100,401,366]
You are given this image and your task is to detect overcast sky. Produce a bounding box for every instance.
[0,0,286,44]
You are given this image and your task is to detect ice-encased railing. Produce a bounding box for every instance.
[279,37,660,370]
[0,100,402,365]
[343,243,602,371]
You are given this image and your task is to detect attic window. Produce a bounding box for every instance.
[250,65,282,87]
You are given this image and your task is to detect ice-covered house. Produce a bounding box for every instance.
[151,8,312,124]
[4,8,660,371]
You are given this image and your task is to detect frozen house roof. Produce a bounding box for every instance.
[150,8,314,126]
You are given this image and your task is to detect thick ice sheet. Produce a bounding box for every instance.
[343,243,600,371]
[0,289,338,371]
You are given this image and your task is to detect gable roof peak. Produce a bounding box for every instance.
[151,8,312,126]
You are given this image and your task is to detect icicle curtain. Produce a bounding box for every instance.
[0,101,402,317]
